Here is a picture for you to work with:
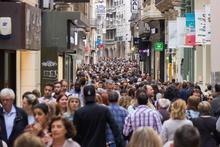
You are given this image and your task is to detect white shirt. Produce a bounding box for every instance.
[3,105,16,139]
[28,115,35,125]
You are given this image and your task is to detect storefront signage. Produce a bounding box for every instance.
[154,42,164,51]
[133,37,141,46]
[41,47,58,92]
[0,17,12,38]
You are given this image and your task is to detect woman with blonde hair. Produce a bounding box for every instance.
[128,127,162,147]
[160,99,193,144]
[63,95,81,122]
[192,101,218,147]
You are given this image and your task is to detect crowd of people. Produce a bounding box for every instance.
[0,58,220,147]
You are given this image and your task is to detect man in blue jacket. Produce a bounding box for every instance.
[0,88,28,147]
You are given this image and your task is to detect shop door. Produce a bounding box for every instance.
[0,50,16,92]
[64,54,74,89]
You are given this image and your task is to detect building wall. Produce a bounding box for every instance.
[194,46,203,82]
[115,0,131,59]
[15,0,40,106]
[16,50,40,106]
[211,0,220,84]
[22,0,38,6]
[194,0,211,88]
[104,0,131,58]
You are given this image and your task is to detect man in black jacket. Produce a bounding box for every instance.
[211,84,220,117]
[74,84,124,147]
[0,88,28,147]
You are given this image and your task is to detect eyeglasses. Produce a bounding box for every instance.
[1,98,13,102]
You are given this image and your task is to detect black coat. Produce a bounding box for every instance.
[211,95,220,117]
[0,106,28,147]
[74,102,124,147]
[192,116,219,147]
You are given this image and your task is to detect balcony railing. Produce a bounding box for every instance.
[105,38,116,44]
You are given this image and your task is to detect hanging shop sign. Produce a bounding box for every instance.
[154,42,164,51]
[131,0,139,14]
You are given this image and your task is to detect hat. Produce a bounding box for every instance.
[83,84,96,97]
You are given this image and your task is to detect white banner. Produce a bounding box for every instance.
[168,20,177,49]
[176,17,186,48]
[96,2,106,15]
[205,5,211,44]
[195,10,206,44]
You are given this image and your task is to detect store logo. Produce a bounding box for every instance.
[41,61,57,67]
[0,17,12,39]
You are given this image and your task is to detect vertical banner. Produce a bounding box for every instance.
[195,10,206,44]
[41,47,58,93]
[96,1,106,15]
[205,5,211,44]
[168,20,177,48]
[176,17,186,48]
[185,13,196,46]
[131,0,139,13]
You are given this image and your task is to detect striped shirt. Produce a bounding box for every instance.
[123,105,162,136]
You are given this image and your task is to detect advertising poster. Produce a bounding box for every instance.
[195,10,206,44]
[185,13,196,46]
[205,5,211,44]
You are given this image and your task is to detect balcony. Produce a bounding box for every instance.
[155,0,183,13]
[106,7,115,14]
[106,19,117,30]
[105,38,116,45]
